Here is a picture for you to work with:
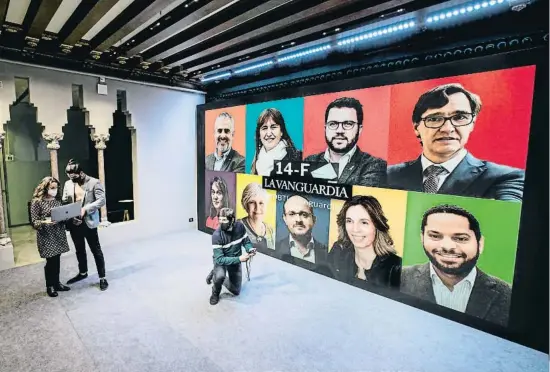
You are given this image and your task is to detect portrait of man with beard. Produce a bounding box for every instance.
[400,204,512,327]
[303,97,387,187]
[275,195,330,273]
[205,112,245,173]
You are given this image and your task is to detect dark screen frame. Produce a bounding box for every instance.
[196,48,549,352]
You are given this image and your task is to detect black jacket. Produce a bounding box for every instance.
[327,242,402,288]
[275,235,332,277]
[304,147,387,187]
[400,263,512,327]
[387,152,524,202]
[205,149,245,173]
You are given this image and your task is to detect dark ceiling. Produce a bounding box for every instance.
[0,0,545,92]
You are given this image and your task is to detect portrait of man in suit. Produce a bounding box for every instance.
[276,195,328,266]
[387,83,524,201]
[304,97,387,187]
[205,112,245,173]
[400,204,512,327]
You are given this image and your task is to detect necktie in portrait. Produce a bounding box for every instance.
[423,165,446,193]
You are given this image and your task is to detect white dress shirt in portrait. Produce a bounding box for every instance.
[289,235,316,263]
[430,263,477,313]
[421,148,467,190]
[213,150,230,171]
[323,145,358,179]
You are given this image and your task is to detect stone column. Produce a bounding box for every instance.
[43,133,64,180]
[92,133,110,225]
[0,133,14,271]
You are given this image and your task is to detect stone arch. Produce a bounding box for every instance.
[4,76,51,228]
[104,89,136,224]
[57,84,98,188]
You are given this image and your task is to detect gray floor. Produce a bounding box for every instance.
[0,230,547,372]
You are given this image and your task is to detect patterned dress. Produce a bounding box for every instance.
[30,198,71,259]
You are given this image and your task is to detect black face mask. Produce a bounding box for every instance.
[70,173,83,184]
[220,219,234,231]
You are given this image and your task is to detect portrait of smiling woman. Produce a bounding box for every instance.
[250,108,302,176]
[206,176,230,229]
[239,182,275,252]
[328,195,402,288]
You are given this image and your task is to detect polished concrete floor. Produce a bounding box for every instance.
[0,230,547,372]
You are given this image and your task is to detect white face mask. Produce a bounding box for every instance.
[48,189,58,197]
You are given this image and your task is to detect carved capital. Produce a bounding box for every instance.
[43,133,64,150]
[92,133,110,150]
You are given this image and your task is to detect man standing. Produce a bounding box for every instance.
[400,204,512,327]
[62,159,108,291]
[205,112,245,173]
[387,83,524,201]
[276,195,328,267]
[210,208,255,305]
[304,97,386,187]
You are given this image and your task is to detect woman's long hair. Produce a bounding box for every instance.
[32,176,60,201]
[208,176,229,218]
[252,108,297,174]
[336,195,396,256]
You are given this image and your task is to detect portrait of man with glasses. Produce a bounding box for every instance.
[304,97,387,187]
[387,83,524,202]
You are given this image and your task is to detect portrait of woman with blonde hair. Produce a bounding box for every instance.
[251,108,302,176]
[328,195,402,288]
[30,176,71,297]
[240,182,275,251]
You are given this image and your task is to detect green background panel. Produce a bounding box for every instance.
[403,192,522,285]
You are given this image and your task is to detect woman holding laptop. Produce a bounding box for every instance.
[30,176,71,297]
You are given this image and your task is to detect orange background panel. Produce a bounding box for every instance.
[205,105,247,157]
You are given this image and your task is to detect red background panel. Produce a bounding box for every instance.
[387,65,536,168]
[303,86,391,160]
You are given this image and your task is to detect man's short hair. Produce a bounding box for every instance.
[412,83,482,124]
[215,112,235,130]
[219,207,235,220]
[324,97,363,127]
[421,204,482,242]
[65,158,82,174]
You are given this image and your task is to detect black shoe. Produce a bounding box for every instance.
[54,283,71,292]
[47,287,58,297]
[99,278,109,291]
[209,293,220,305]
[206,270,214,285]
[67,273,88,284]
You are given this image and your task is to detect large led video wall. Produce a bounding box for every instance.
[197,58,541,335]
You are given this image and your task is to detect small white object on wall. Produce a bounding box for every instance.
[97,83,108,95]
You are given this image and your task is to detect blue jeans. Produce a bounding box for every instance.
[212,264,242,296]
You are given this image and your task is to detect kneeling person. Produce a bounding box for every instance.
[210,208,256,305]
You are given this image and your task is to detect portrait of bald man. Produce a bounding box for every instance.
[275,195,328,267]
[387,83,524,202]
[205,112,246,173]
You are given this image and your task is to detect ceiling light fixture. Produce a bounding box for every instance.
[337,20,416,46]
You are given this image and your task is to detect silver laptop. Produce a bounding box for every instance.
[51,202,81,222]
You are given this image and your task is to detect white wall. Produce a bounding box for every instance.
[0,60,205,251]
